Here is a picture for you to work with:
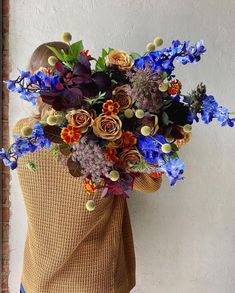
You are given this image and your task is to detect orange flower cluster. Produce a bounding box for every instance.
[168,80,182,95]
[83,178,97,193]
[103,99,120,115]
[61,124,81,144]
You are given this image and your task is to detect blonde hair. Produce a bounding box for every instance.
[27,41,69,120]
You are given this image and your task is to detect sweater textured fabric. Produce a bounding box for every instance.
[12,118,162,293]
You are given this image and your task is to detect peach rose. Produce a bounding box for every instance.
[119,148,142,171]
[106,50,134,71]
[92,113,122,141]
[112,85,133,111]
[175,132,192,148]
[65,109,93,133]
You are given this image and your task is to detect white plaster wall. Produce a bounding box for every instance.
[9,0,235,292]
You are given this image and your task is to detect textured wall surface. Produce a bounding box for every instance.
[9,0,235,292]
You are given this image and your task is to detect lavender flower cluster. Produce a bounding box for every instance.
[71,136,114,181]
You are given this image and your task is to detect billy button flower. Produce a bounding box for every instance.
[83,178,97,194]
[168,80,182,95]
[103,99,120,116]
[60,124,82,144]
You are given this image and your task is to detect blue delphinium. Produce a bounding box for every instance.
[188,94,235,127]
[5,69,61,105]
[137,134,173,164]
[157,158,185,186]
[1,123,51,170]
[134,40,206,74]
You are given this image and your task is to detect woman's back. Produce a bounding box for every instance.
[13,117,136,293]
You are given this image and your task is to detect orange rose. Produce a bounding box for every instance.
[119,148,142,171]
[106,50,134,71]
[112,85,133,111]
[65,109,93,133]
[92,113,122,141]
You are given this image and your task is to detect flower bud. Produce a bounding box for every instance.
[47,115,58,126]
[61,32,72,42]
[109,170,120,181]
[54,114,64,125]
[141,126,151,136]
[183,124,192,133]
[154,37,163,47]
[159,82,169,92]
[26,161,37,172]
[165,136,174,143]
[161,143,172,153]
[146,42,156,52]
[124,108,134,118]
[21,126,33,137]
[135,109,145,119]
[48,56,58,66]
[85,200,96,211]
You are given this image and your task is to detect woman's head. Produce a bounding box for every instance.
[28,41,69,119]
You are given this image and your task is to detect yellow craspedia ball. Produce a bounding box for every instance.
[154,37,163,47]
[48,56,58,66]
[47,115,58,126]
[141,126,151,136]
[161,143,172,153]
[54,114,64,125]
[109,170,120,181]
[146,42,156,52]
[135,109,145,119]
[124,108,134,118]
[21,126,33,137]
[61,32,72,43]
[159,82,169,92]
[165,136,174,143]
[85,200,96,211]
[183,124,192,133]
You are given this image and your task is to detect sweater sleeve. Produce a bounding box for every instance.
[133,173,162,193]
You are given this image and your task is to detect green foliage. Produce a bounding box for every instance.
[85,92,106,106]
[130,52,141,59]
[47,143,59,160]
[47,40,84,68]
[95,48,113,71]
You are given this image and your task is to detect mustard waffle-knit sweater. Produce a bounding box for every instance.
[12,118,162,293]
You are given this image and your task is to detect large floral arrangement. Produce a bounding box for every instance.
[1,32,234,211]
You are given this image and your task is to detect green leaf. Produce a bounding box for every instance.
[130,52,141,59]
[59,144,72,156]
[43,125,64,144]
[69,40,84,57]
[162,112,170,125]
[171,143,179,152]
[46,45,64,60]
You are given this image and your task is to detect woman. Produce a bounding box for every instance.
[13,41,162,293]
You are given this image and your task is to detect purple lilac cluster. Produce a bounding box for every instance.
[71,136,113,181]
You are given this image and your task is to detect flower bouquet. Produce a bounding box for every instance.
[1,32,234,211]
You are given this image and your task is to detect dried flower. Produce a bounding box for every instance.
[104,148,119,162]
[119,147,142,171]
[127,65,165,112]
[66,109,93,133]
[93,113,122,141]
[106,50,134,71]
[112,85,133,111]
